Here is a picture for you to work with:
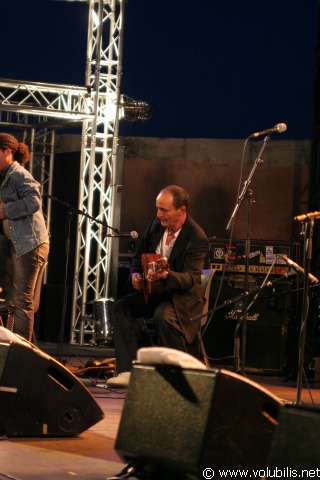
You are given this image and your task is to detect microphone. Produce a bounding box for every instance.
[249,123,287,139]
[294,211,320,222]
[282,255,319,284]
[107,231,139,239]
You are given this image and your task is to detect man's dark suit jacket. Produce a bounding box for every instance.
[131,215,209,343]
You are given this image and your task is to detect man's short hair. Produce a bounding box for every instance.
[161,185,190,211]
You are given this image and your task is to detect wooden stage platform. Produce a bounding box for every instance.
[0,343,320,480]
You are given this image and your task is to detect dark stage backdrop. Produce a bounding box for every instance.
[38,152,80,342]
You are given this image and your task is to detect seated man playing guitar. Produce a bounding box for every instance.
[107,185,209,387]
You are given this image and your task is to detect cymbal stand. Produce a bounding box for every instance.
[226,135,271,374]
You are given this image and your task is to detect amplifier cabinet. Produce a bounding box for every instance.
[203,274,293,374]
[209,239,297,275]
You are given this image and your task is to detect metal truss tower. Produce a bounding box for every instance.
[71,0,126,344]
[0,0,127,344]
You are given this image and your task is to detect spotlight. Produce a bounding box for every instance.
[119,94,153,123]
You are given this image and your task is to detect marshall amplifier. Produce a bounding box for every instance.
[209,239,298,276]
[203,273,294,374]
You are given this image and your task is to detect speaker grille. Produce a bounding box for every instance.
[0,342,104,437]
[116,364,281,475]
[204,275,292,373]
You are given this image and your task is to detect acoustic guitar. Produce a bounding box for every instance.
[141,253,169,303]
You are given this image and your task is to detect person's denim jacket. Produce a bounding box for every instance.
[0,161,49,259]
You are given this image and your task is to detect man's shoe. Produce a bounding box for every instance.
[107,372,131,388]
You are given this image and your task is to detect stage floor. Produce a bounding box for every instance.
[0,344,320,480]
[0,390,125,480]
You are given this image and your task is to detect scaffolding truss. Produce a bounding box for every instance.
[0,0,126,344]
[72,0,125,343]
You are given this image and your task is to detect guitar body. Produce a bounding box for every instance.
[141,253,169,304]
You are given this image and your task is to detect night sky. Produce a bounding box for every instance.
[1,0,318,140]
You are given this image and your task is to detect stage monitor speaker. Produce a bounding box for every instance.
[204,275,292,373]
[266,404,320,469]
[115,363,282,477]
[0,331,104,437]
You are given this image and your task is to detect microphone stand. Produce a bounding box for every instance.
[45,194,120,234]
[44,194,120,363]
[226,135,271,374]
[295,218,314,405]
[57,209,73,364]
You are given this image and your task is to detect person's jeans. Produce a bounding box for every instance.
[10,242,50,341]
[0,234,11,299]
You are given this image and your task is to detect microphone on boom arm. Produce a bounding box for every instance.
[106,231,139,239]
[249,123,287,139]
[43,194,139,239]
[282,255,319,284]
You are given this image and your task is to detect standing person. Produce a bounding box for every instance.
[107,185,209,388]
[0,133,50,341]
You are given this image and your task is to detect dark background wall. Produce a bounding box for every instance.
[117,137,310,247]
[37,151,80,342]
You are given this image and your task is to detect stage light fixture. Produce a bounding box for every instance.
[119,95,153,123]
